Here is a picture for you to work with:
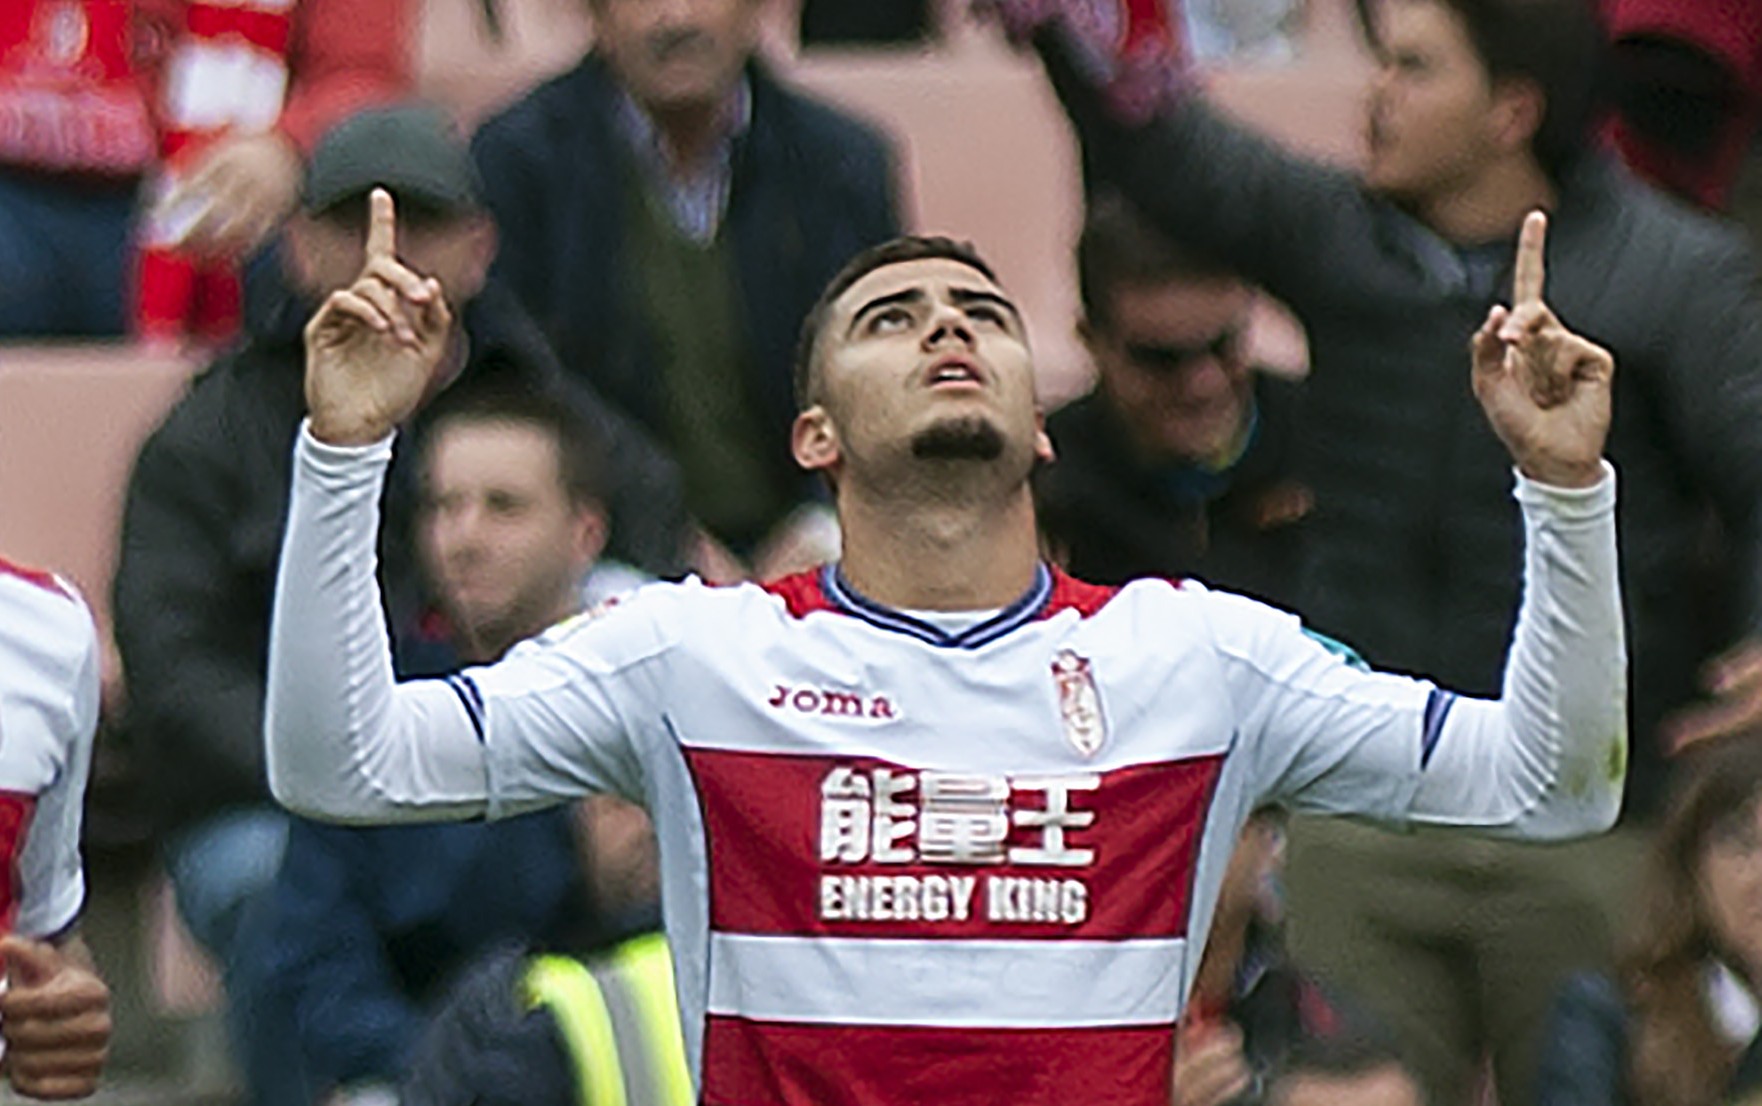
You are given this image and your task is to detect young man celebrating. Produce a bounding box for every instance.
[265,192,1621,1106]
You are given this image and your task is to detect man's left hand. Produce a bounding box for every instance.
[158,131,303,259]
[0,935,111,1100]
[1471,210,1614,489]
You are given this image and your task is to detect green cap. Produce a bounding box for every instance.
[302,102,483,217]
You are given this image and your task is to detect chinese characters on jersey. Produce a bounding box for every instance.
[818,766,1098,926]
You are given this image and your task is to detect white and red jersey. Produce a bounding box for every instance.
[0,559,97,941]
[267,427,1627,1106]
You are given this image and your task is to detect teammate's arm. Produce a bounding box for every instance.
[0,582,111,1099]
[0,933,111,1101]
[265,190,657,825]
[1222,213,1626,839]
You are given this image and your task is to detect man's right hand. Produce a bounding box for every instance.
[303,189,454,446]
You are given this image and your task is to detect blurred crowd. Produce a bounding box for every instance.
[12,0,1762,1102]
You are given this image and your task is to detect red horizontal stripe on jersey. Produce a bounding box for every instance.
[701,1015,1175,1106]
[683,748,1223,941]
[0,558,73,603]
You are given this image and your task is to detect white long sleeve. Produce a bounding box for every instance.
[265,425,492,823]
[1218,463,1626,839]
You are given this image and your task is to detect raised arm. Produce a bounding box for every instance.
[983,0,1371,308]
[1227,213,1626,838]
[265,191,655,824]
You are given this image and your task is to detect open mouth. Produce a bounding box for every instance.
[925,358,985,389]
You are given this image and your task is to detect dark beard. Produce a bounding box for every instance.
[910,416,1006,461]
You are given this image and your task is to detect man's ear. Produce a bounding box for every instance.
[1033,407,1056,465]
[572,502,610,569]
[792,406,841,473]
[282,213,321,292]
[457,215,499,302]
[1491,76,1546,157]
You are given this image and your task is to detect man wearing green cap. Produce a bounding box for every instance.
[113,101,688,1106]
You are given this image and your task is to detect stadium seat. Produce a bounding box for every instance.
[0,344,197,631]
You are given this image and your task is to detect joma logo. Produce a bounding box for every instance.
[768,684,897,720]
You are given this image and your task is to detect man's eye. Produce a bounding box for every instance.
[969,305,1006,326]
[869,307,913,332]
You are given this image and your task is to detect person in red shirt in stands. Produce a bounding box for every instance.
[0,0,411,342]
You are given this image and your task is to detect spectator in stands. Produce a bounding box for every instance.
[0,0,410,341]
[999,0,1762,1101]
[1536,735,1762,1106]
[1175,807,1374,1106]
[113,101,686,1104]
[0,1,160,337]
[400,794,676,1106]
[245,381,613,1106]
[134,0,414,344]
[1267,1036,1424,1106]
[1036,194,1307,607]
[470,0,903,567]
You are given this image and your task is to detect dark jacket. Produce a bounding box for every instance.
[1041,37,1762,818]
[400,912,667,1106]
[253,810,588,1095]
[112,283,690,833]
[1037,371,1308,609]
[400,945,577,1106]
[1536,971,1762,1105]
[470,55,902,512]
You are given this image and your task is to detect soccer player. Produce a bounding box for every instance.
[0,560,113,1099]
[266,190,1624,1106]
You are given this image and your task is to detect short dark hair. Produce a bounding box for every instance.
[421,376,608,508]
[1420,0,1606,181]
[1077,192,1237,329]
[793,236,999,410]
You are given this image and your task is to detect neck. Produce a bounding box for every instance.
[1192,907,1249,1010]
[1414,155,1556,244]
[834,476,1043,611]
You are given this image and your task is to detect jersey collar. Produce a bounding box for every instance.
[820,563,1054,649]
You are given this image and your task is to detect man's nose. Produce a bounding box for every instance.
[922,304,975,350]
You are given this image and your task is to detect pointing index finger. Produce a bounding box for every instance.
[1513,209,1548,308]
[365,187,397,263]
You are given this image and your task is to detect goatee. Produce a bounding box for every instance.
[910,416,1006,461]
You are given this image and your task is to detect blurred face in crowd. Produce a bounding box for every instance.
[1362,0,1536,202]
[591,0,761,116]
[1699,793,1762,977]
[419,417,607,660]
[286,195,496,310]
[793,257,1053,492]
[1083,276,1255,464]
[1271,1066,1425,1106]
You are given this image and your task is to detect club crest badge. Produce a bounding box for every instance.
[1052,649,1107,757]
